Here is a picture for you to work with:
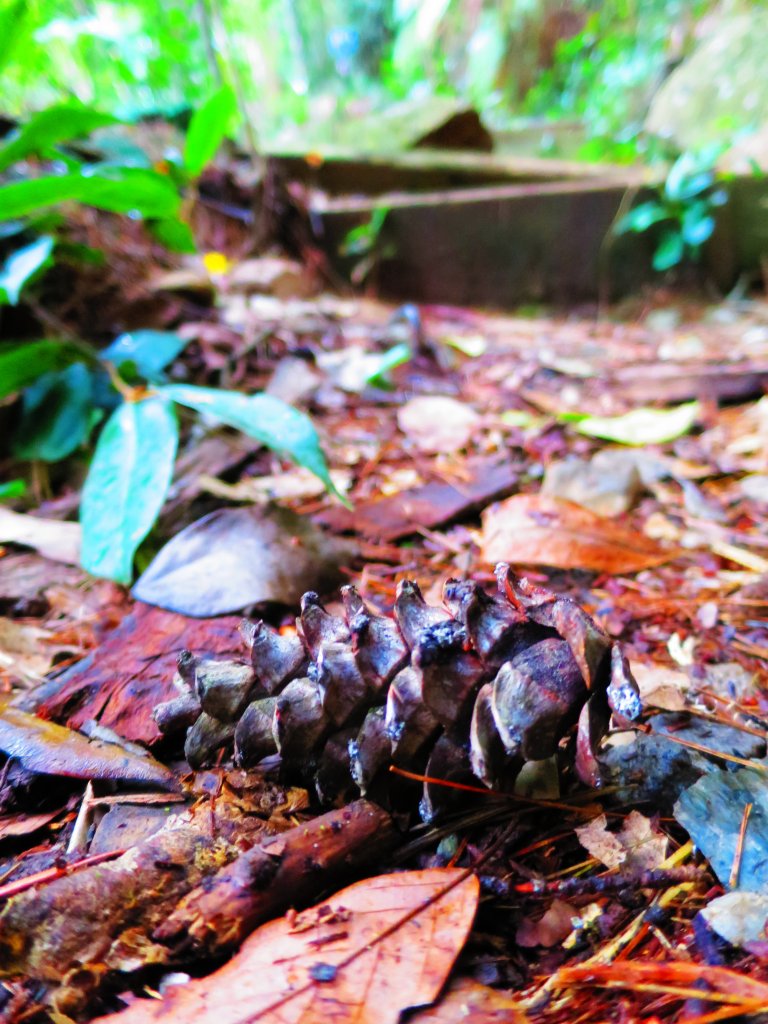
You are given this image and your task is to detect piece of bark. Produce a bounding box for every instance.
[316,455,519,540]
[154,799,397,954]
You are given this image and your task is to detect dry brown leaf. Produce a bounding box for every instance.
[516,899,577,948]
[410,977,529,1022]
[480,494,676,573]
[576,811,667,870]
[93,868,479,1024]
[632,663,689,711]
[398,396,480,453]
[0,509,81,565]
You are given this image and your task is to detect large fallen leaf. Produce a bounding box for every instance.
[397,395,480,454]
[132,504,356,616]
[94,868,479,1024]
[0,701,178,790]
[674,767,768,891]
[481,494,677,573]
[0,508,81,565]
[568,401,700,446]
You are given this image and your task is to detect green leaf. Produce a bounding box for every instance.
[0,339,93,400]
[148,217,197,254]
[571,401,700,446]
[101,330,189,382]
[0,234,54,304]
[183,86,238,178]
[0,479,25,500]
[652,230,686,271]
[365,343,412,385]
[615,201,667,235]
[12,363,94,462]
[0,104,119,173]
[0,169,180,220]
[80,396,179,584]
[161,384,348,504]
[681,206,715,246]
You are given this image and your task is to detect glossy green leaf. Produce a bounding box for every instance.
[681,206,715,246]
[0,234,54,304]
[12,362,94,461]
[572,401,700,446]
[0,479,25,500]
[0,168,180,220]
[80,396,179,583]
[0,339,92,400]
[652,230,685,271]
[0,104,118,173]
[148,217,197,253]
[161,383,347,504]
[101,330,189,382]
[183,86,238,178]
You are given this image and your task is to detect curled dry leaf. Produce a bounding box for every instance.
[481,494,677,573]
[0,701,178,790]
[576,811,667,871]
[93,869,480,1024]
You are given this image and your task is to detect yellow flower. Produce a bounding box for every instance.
[203,251,231,276]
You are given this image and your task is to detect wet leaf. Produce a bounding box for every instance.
[0,701,178,789]
[80,395,179,584]
[132,504,357,616]
[570,401,700,446]
[93,868,479,1024]
[481,494,676,573]
[674,767,768,891]
[161,384,345,502]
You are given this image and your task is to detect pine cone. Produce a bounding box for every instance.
[153,564,642,820]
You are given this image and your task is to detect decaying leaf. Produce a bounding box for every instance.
[0,701,177,790]
[576,810,668,870]
[94,869,480,1024]
[133,504,357,616]
[701,891,768,955]
[397,396,480,453]
[410,977,528,1022]
[516,899,576,948]
[481,494,677,573]
[674,767,768,891]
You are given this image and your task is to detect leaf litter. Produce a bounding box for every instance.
[3,203,768,1023]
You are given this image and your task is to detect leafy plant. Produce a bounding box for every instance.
[340,206,394,285]
[0,331,345,584]
[0,88,238,306]
[615,147,728,271]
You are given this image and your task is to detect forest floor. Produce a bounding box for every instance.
[2,218,768,1023]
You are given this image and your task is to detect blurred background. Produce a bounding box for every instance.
[3,0,766,169]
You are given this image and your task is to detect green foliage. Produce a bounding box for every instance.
[0,168,181,220]
[162,383,346,503]
[183,85,237,178]
[0,479,26,500]
[615,148,728,270]
[80,395,179,584]
[0,338,94,399]
[0,103,119,172]
[1,332,343,583]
